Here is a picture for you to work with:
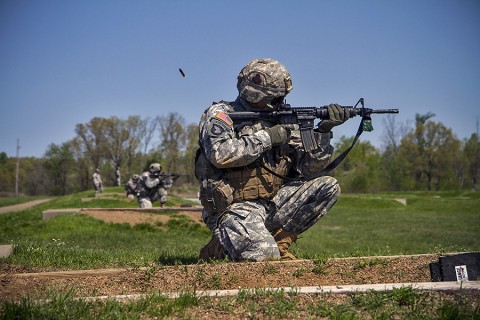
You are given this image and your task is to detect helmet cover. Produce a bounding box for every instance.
[149,163,162,174]
[237,58,293,108]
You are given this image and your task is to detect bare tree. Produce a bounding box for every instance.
[75,116,145,185]
[101,116,143,168]
[381,115,411,154]
[142,116,159,155]
[183,123,199,183]
[74,118,106,169]
[158,112,186,173]
[70,137,91,190]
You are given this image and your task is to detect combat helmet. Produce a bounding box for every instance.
[237,58,293,110]
[149,163,162,174]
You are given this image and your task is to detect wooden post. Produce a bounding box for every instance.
[15,138,20,197]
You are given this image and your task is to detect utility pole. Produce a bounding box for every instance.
[15,139,20,197]
[476,116,479,138]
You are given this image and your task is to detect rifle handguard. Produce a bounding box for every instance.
[227,100,399,152]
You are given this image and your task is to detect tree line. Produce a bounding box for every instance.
[0,112,478,196]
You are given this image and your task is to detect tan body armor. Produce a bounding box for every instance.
[196,146,292,214]
[224,156,290,201]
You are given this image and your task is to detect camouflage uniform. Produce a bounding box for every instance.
[125,174,140,200]
[197,98,340,262]
[135,163,163,208]
[196,58,348,262]
[115,167,121,187]
[158,176,174,206]
[92,169,103,193]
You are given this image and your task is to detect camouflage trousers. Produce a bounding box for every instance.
[94,183,103,193]
[137,188,168,208]
[138,197,154,208]
[202,176,340,262]
[158,188,168,205]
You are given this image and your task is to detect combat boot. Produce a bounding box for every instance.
[199,235,226,261]
[272,228,299,260]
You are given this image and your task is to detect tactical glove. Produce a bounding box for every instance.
[265,125,291,146]
[317,104,351,133]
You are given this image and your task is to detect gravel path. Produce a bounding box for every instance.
[0,199,51,215]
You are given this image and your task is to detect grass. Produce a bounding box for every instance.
[0,188,479,318]
[1,290,201,320]
[1,287,478,319]
[0,189,479,269]
[296,191,480,258]
[0,187,208,269]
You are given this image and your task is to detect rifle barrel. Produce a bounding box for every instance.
[347,107,399,118]
[371,108,399,114]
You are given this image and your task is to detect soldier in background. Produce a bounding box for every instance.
[92,168,104,195]
[135,163,163,208]
[125,174,141,200]
[115,166,121,187]
[196,58,350,262]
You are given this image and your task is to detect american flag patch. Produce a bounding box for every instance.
[215,112,233,126]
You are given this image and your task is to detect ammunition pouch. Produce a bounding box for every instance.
[195,147,292,213]
[196,148,234,213]
[199,175,234,214]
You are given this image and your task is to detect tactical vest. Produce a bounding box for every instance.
[196,99,293,213]
[195,147,292,213]
[224,156,290,201]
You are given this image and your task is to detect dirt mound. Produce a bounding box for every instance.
[81,209,203,226]
[1,254,441,302]
[0,209,468,303]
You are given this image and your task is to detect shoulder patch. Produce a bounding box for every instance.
[215,112,233,126]
[210,123,225,136]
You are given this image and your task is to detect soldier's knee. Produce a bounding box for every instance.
[139,198,152,208]
[223,236,280,262]
[313,175,341,198]
[240,244,280,262]
[219,212,280,262]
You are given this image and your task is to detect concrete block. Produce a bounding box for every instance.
[0,245,13,258]
[42,209,81,219]
[394,198,407,205]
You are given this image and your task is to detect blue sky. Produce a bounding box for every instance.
[1,0,479,157]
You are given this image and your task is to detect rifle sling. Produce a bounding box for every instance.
[320,116,365,174]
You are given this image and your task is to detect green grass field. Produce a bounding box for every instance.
[0,189,479,269]
[1,189,479,319]
[298,191,480,259]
